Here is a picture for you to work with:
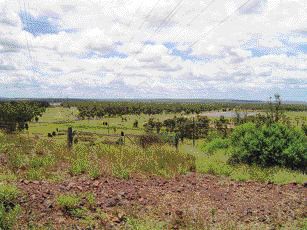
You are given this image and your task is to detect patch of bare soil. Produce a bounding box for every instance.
[17,173,306,229]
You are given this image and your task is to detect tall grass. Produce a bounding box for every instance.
[196,150,307,184]
[71,143,195,179]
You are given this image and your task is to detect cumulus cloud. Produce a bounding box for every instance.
[0,0,306,100]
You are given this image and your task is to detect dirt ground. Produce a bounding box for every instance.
[17,173,306,229]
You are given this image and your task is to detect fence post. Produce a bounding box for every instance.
[67,127,73,148]
[121,131,125,145]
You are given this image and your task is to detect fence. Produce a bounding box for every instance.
[55,127,179,150]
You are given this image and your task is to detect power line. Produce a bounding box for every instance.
[116,0,186,78]
[186,0,216,27]
[126,0,163,44]
[190,0,253,48]
[17,0,34,75]
[103,0,154,73]
[165,0,253,66]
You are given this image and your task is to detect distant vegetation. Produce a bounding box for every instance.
[0,101,49,132]
[62,100,307,119]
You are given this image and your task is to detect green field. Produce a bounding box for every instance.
[22,107,307,185]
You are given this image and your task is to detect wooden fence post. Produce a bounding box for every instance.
[121,131,125,145]
[68,127,73,148]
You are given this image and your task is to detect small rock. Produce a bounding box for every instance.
[93,181,100,187]
[56,217,66,224]
[44,199,53,208]
[32,181,40,185]
[67,182,76,189]
[106,198,120,207]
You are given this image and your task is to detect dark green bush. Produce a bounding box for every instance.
[302,123,307,136]
[229,123,306,170]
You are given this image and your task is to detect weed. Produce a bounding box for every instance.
[0,204,21,230]
[27,168,44,181]
[85,193,96,208]
[125,217,167,230]
[0,184,21,230]
[112,163,130,180]
[0,184,20,206]
[0,172,17,183]
[88,164,101,180]
[57,194,81,212]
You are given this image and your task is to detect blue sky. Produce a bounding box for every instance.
[0,0,306,100]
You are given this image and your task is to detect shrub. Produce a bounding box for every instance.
[0,184,21,229]
[139,134,163,148]
[201,138,229,154]
[0,184,20,207]
[229,123,307,170]
[0,204,21,230]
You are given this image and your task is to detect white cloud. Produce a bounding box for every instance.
[0,0,306,100]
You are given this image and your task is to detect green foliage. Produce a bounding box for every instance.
[7,150,28,170]
[63,100,307,120]
[196,150,307,184]
[0,204,21,230]
[0,172,17,183]
[112,163,131,179]
[125,217,167,230]
[229,123,307,170]
[56,194,81,212]
[88,165,101,179]
[70,145,90,175]
[302,123,307,135]
[29,155,56,169]
[0,101,48,132]
[201,138,229,154]
[85,193,96,207]
[26,168,44,180]
[0,184,20,206]
[0,184,21,229]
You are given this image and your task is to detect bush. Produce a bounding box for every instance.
[229,123,307,170]
[0,204,21,230]
[201,138,229,154]
[139,134,163,148]
[0,184,20,207]
[0,184,21,229]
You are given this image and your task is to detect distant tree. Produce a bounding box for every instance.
[214,116,229,137]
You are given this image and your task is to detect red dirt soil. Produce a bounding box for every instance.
[17,173,306,229]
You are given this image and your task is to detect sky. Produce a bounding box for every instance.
[0,0,306,100]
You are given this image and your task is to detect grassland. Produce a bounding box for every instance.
[0,106,306,229]
[23,107,307,185]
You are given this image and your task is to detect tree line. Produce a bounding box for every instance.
[0,101,49,132]
[63,100,307,119]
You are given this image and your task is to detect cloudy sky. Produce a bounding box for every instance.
[0,0,306,100]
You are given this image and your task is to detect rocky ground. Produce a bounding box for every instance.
[17,173,306,229]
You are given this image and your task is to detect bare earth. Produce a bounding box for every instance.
[17,173,306,229]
